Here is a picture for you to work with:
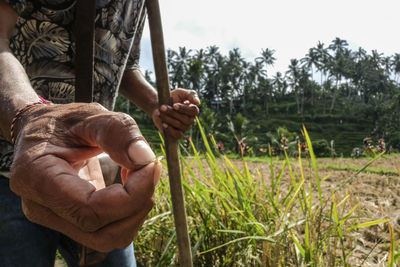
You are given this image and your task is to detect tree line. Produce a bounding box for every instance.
[117,37,400,156]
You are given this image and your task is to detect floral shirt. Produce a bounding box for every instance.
[0,0,147,174]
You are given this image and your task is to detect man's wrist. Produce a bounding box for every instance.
[10,98,52,144]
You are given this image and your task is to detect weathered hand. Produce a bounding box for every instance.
[10,102,162,252]
[152,88,200,139]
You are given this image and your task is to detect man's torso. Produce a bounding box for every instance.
[0,0,146,173]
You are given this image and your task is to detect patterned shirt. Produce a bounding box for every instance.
[0,0,147,174]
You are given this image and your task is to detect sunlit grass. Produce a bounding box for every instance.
[134,122,394,266]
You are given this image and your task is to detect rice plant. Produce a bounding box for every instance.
[134,122,391,266]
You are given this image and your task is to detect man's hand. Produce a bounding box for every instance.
[10,102,162,252]
[152,88,200,139]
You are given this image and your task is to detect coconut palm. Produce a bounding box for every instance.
[301,47,319,105]
[328,38,350,113]
[186,49,206,94]
[286,59,301,114]
[272,71,287,98]
[203,46,223,104]
[391,53,400,84]
[256,48,276,69]
[328,37,348,56]
[168,47,192,88]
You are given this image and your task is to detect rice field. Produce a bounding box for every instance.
[134,126,400,266]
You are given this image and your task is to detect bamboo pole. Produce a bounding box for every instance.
[145,1,193,266]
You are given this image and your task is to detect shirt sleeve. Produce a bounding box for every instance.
[125,8,147,70]
[4,0,32,17]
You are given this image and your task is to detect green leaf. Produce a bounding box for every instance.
[347,219,390,231]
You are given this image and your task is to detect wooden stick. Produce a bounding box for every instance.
[75,0,95,103]
[146,1,193,266]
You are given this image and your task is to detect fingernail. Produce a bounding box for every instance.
[128,140,155,167]
[154,109,160,116]
[162,123,168,128]
[173,103,179,110]
[184,100,190,105]
[160,105,167,112]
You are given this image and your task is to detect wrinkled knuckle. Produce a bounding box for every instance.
[114,112,137,128]
[75,205,102,232]
[88,102,107,111]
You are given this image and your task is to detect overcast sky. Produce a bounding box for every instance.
[139,0,400,75]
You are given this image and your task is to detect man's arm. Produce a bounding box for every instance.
[0,0,42,141]
[120,68,200,139]
[0,0,161,251]
[119,69,159,116]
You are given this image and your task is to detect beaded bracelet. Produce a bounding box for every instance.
[10,96,52,144]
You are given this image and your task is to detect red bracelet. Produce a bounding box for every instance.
[10,96,52,144]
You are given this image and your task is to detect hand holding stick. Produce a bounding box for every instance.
[146,0,193,266]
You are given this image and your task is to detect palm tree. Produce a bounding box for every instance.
[220,48,246,114]
[329,54,347,113]
[315,42,328,84]
[256,48,276,114]
[256,48,276,68]
[286,59,301,114]
[301,47,319,105]
[186,49,206,93]
[328,37,348,56]
[301,48,318,79]
[168,47,192,88]
[272,71,287,98]
[352,47,367,65]
[351,47,367,99]
[203,46,222,104]
[328,38,350,113]
[298,67,311,115]
[315,41,332,113]
[382,56,392,77]
[243,60,265,112]
[391,53,400,84]
[371,49,384,69]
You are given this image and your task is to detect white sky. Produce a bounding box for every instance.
[139,0,400,75]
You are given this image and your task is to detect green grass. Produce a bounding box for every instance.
[321,163,399,176]
[134,123,393,266]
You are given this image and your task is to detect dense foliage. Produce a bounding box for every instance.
[116,37,400,156]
